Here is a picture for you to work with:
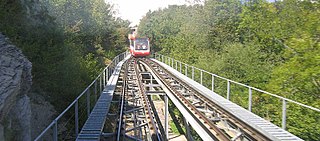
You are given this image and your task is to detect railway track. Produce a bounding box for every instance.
[39,53,304,141]
[112,58,162,141]
[108,57,296,141]
[141,58,272,141]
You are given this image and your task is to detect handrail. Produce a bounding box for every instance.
[154,53,320,130]
[34,51,128,141]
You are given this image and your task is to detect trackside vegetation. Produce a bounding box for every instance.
[0,0,130,111]
[138,0,320,140]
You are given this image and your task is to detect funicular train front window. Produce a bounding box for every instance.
[134,38,148,50]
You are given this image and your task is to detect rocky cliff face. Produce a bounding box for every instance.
[0,33,32,140]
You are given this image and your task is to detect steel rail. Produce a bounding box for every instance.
[152,58,272,140]
[118,58,150,141]
[116,58,129,141]
[143,62,217,141]
[134,58,162,141]
[156,54,320,113]
[148,57,260,140]
[140,59,230,141]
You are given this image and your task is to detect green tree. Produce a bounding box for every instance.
[1,0,130,111]
[267,34,320,140]
[138,0,320,140]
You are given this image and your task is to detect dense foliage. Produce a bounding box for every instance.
[0,0,130,111]
[138,0,319,140]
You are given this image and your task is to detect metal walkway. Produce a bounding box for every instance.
[76,55,130,140]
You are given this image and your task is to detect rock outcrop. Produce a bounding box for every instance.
[30,92,57,140]
[0,33,32,140]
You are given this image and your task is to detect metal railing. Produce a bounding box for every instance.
[154,53,320,130]
[34,52,128,141]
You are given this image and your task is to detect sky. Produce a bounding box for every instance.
[106,0,188,26]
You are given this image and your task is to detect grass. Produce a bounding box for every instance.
[151,95,161,101]
[169,120,184,134]
[168,100,186,135]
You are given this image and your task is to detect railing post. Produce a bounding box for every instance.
[75,100,79,137]
[282,99,287,130]
[94,81,97,95]
[248,87,252,112]
[87,89,91,117]
[175,60,177,70]
[212,75,215,92]
[162,55,164,62]
[103,69,106,87]
[106,67,109,82]
[200,70,203,85]
[185,65,188,76]
[100,75,102,93]
[227,80,230,100]
[104,69,108,87]
[179,62,182,73]
[53,120,58,141]
[192,66,194,80]
[108,67,110,79]
[94,81,98,101]
[172,58,174,67]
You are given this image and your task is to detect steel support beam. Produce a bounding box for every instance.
[184,118,192,141]
[143,62,216,141]
[165,95,169,139]
[126,123,148,133]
